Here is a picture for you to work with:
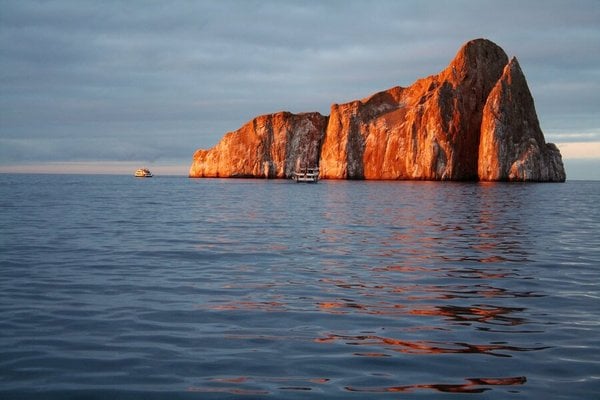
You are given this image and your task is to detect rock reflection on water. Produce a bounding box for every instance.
[201,255,546,394]
[314,333,548,357]
[346,376,527,394]
[410,304,528,326]
[188,376,332,396]
[190,182,552,396]
[2,176,598,398]
[187,374,527,396]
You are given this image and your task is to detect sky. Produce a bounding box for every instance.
[1,0,599,179]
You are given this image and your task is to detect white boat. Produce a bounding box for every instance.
[134,168,153,177]
[292,167,319,183]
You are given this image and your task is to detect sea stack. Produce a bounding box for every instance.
[189,38,565,182]
[478,57,566,181]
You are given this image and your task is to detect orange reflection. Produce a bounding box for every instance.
[315,334,547,357]
[410,304,526,326]
[188,376,332,395]
[209,300,285,312]
[318,267,541,307]
[187,386,269,395]
[353,352,391,357]
[210,376,249,383]
[373,265,431,273]
[314,291,531,324]
[316,298,405,316]
[345,376,526,394]
[309,378,330,384]
[317,300,368,314]
[445,267,518,279]
[414,283,542,300]
[319,301,345,309]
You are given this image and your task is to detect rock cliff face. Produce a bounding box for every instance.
[189,112,327,178]
[189,38,565,182]
[478,58,566,181]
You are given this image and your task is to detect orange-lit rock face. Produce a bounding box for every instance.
[189,38,565,182]
[189,111,327,178]
[322,39,509,180]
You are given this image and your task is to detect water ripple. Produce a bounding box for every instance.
[1,176,599,398]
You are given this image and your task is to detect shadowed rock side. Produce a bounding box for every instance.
[478,58,566,181]
[189,38,565,181]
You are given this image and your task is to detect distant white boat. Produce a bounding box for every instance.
[134,168,153,178]
[292,167,319,183]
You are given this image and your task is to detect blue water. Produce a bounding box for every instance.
[1,174,599,399]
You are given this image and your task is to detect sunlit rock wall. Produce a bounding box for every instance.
[190,38,565,182]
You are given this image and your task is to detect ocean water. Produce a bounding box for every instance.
[0,174,599,399]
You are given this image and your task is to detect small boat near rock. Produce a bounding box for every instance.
[134,168,153,178]
[292,167,319,183]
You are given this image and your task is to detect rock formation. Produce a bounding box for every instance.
[189,112,327,178]
[189,38,565,182]
[478,58,566,181]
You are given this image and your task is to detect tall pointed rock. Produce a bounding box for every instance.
[478,57,566,181]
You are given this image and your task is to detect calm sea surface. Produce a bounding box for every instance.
[1,174,599,399]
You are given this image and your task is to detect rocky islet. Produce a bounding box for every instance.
[189,38,565,182]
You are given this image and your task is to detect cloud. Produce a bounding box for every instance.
[1,0,600,178]
[556,142,600,159]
